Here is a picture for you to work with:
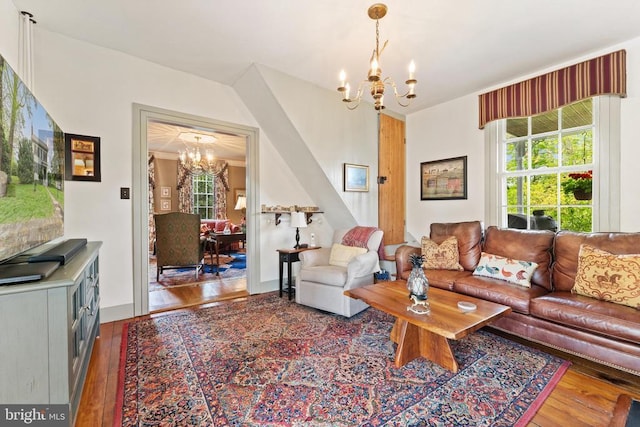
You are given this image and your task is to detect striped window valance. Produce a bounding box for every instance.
[478,50,626,129]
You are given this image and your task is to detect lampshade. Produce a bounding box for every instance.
[234,195,246,210]
[290,212,307,228]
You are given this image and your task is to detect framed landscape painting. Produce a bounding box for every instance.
[420,156,467,200]
[343,163,369,192]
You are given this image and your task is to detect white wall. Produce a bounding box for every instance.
[1,0,381,318]
[407,37,640,238]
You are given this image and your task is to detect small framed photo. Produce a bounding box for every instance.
[160,186,171,198]
[420,156,467,200]
[343,163,369,192]
[65,133,101,182]
[160,199,171,211]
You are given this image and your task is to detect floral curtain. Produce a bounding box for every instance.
[177,163,193,213]
[148,155,156,252]
[478,50,627,129]
[214,161,230,219]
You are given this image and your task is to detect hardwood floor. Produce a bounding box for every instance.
[78,298,640,427]
[149,276,249,313]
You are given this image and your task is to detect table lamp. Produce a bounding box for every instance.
[235,195,247,232]
[290,211,307,249]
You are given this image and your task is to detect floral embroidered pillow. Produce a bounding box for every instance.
[572,244,640,309]
[472,252,538,287]
[420,236,463,271]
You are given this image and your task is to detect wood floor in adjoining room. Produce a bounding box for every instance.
[78,300,640,427]
[148,276,249,313]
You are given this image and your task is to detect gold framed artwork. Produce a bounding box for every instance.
[343,163,369,192]
[420,156,467,200]
[64,133,101,182]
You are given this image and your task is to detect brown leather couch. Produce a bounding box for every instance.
[396,221,640,376]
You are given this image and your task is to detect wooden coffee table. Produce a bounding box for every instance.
[345,280,511,372]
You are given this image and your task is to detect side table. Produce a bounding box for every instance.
[277,247,320,300]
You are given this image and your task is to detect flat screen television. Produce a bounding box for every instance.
[0,53,65,266]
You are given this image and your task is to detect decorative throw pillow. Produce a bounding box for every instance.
[214,221,229,233]
[328,244,368,268]
[420,236,463,271]
[472,252,538,287]
[572,244,640,309]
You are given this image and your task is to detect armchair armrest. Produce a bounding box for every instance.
[346,250,380,281]
[299,248,331,267]
[395,245,420,278]
[230,223,241,233]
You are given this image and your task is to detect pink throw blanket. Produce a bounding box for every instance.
[341,226,385,260]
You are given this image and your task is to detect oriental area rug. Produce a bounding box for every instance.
[115,293,569,426]
[148,252,246,291]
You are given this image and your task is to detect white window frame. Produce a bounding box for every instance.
[192,174,216,220]
[485,95,620,232]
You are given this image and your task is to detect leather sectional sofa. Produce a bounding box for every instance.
[395,221,640,376]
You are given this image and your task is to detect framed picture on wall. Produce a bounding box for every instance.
[343,163,369,192]
[160,199,171,211]
[420,156,467,200]
[64,133,101,182]
[160,186,171,198]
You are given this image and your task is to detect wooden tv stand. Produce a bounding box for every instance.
[0,241,102,426]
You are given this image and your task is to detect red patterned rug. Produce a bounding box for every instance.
[115,293,569,426]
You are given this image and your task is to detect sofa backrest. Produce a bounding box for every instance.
[430,221,483,271]
[553,231,640,292]
[201,219,231,233]
[483,226,555,290]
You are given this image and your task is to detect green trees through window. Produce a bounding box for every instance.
[192,174,215,220]
[501,99,594,232]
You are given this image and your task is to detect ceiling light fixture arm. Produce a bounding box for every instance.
[337,3,417,111]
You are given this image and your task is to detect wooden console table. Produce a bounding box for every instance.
[207,232,246,275]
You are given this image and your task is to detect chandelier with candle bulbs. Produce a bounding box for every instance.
[337,3,417,111]
[178,132,224,176]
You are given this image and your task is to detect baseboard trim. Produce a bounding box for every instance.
[100,303,134,323]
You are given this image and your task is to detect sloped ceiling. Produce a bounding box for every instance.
[12,0,640,115]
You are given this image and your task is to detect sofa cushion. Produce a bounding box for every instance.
[483,226,554,291]
[421,236,463,271]
[472,252,538,287]
[425,270,471,291]
[530,292,640,344]
[453,274,548,314]
[430,221,483,271]
[299,265,347,287]
[554,231,640,292]
[328,244,368,268]
[572,244,640,309]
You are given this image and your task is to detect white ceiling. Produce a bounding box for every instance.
[12,0,640,125]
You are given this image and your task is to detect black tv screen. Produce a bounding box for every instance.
[0,53,64,263]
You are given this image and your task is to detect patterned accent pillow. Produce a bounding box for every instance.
[572,244,640,309]
[328,244,368,268]
[472,252,538,287]
[421,236,463,271]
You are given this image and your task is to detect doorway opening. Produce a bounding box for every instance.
[132,104,260,316]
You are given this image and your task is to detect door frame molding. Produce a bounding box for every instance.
[132,103,260,316]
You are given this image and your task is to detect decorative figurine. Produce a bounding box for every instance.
[406,253,430,314]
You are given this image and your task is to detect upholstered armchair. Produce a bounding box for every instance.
[295,228,384,317]
[154,212,205,280]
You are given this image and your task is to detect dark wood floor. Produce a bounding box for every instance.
[77,293,640,427]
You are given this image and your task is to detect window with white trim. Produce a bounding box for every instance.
[499,98,594,232]
[485,96,620,232]
[192,174,215,220]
